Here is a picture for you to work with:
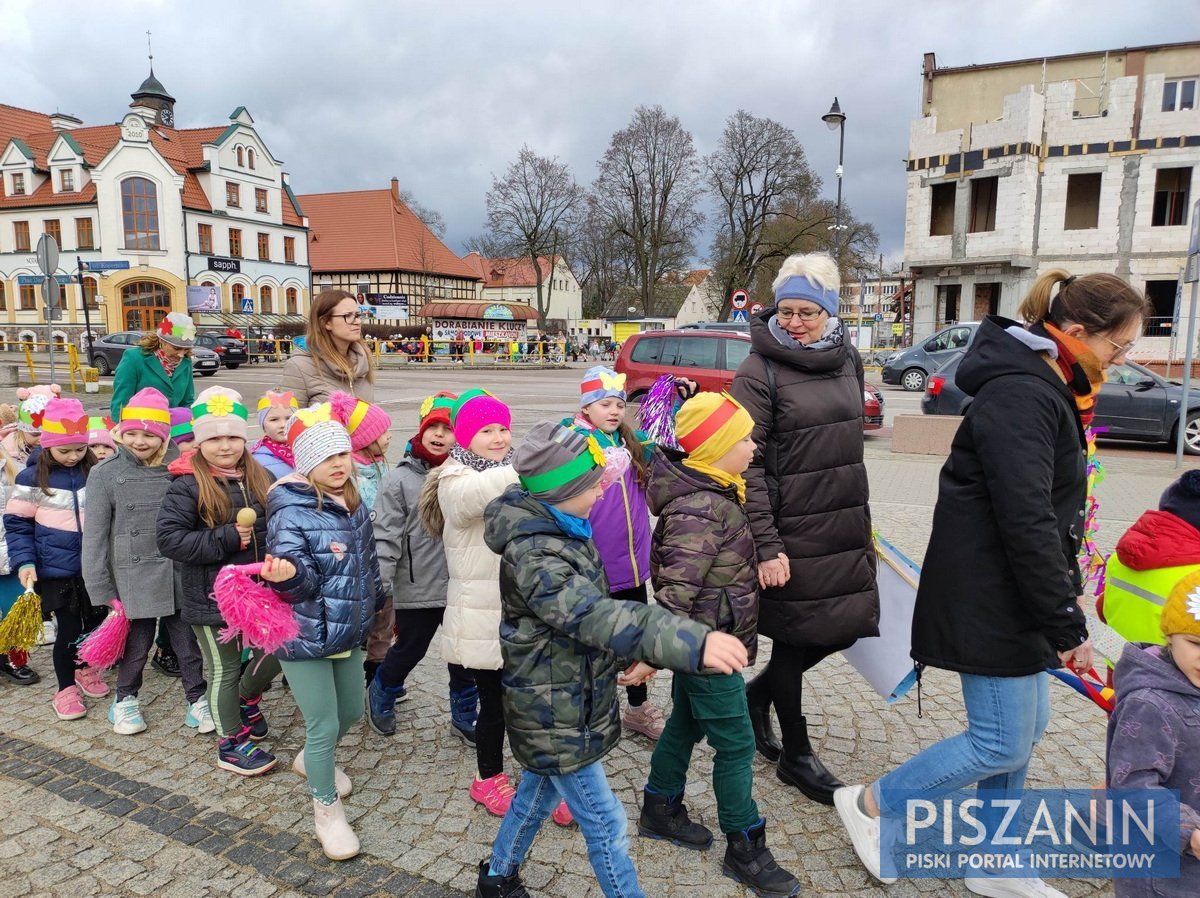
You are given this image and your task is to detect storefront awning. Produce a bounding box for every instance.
[195,312,308,329]
[416,301,539,321]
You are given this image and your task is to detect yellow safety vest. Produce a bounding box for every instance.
[1104,557,1200,645]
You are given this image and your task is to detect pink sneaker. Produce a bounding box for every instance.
[75,666,110,699]
[469,773,515,817]
[53,686,87,720]
[622,702,666,739]
[551,800,574,827]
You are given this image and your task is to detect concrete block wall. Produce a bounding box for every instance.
[910,116,963,158]
[970,86,1043,150]
[1140,74,1200,140]
[1036,156,1126,258]
[903,170,955,265]
[961,157,1039,259]
[1043,77,1138,146]
[1129,151,1198,256]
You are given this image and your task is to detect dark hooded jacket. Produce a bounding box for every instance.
[484,484,710,776]
[730,308,878,647]
[1107,643,1200,896]
[647,447,760,662]
[911,316,1089,676]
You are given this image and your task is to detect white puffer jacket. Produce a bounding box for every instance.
[437,458,518,670]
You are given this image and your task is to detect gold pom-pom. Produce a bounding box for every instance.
[0,590,43,652]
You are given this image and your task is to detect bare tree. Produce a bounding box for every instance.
[399,189,447,238]
[482,146,582,327]
[570,192,633,319]
[593,105,704,316]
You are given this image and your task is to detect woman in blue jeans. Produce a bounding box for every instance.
[835,269,1149,898]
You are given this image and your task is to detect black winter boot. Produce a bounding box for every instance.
[637,788,714,850]
[363,659,381,687]
[722,819,801,897]
[475,859,530,898]
[777,719,843,806]
[745,674,782,763]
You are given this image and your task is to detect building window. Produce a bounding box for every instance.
[1162,78,1197,113]
[19,285,36,311]
[929,183,956,236]
[286,287,298,314]
[255,188,268,214]
[968,176,998,233]
[82,277,98,309]
[248,148,256,170]
[236,146,244,167]
[257,232,270,261]
[284,236,295,263]
[226,181,240,208]
[231,283,245,306]
[0,282,5,311]
[1063,173,1102,230]
[197,223,213,254]
[121,177,160,250]
[44,219,62,247]
[229,228,242,258]
[260,286,273,314]
[60,169,74,191]
[11,173,24,196]
[75,218,94,250]
[1152,168,1192,227]
[13,221,30,251]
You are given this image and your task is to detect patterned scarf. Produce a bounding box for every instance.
[1037,322,1105,427]
[252,437,295,470]
[450,444,514,471]
[155,349,180,377]
[768,314,846,351]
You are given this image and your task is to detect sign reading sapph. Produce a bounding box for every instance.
[207,257,241,274]
[431,318,525,342]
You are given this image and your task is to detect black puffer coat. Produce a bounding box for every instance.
[911,317,1089,677]
[156,453,268,627]
[730,310,878,647]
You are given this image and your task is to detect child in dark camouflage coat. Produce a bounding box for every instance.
[477,421,749,898]
[638,392,800,898]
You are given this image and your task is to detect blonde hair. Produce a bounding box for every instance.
[192,447,272,529]
[772,252,840,295]
[307,470,361,514]
[1018,269,1151,334]
[136,332,192,358]
[119,429,169,467]
[0,443,18,486]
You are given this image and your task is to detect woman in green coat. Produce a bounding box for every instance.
[111,313,197,419]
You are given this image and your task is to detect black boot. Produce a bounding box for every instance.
[777,719,843,806]
[637,788,713,850]
[746,674,781,763]
[722,819,801,897]
[475,859,530,898]
[0,654,40,686]
[363,659,381,687]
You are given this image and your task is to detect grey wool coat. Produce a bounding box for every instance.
[83,445,182,619]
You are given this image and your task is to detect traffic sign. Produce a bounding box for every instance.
[36,234,59,276]
[81,260,130,272]
[18,275,70,285]
[731,309,748,323]
[241,298,254,314]
[42,277,61,310]
[730,289,749,310]
[750,302,764,315]
[874,313,884,323]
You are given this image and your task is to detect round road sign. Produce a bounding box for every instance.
[750,302,764,315]
[730,289,749,310]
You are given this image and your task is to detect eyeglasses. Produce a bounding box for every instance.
[1102,335,1136,358]
[776,308,827,322]
[331,311,363,324]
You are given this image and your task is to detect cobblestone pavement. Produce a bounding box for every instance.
[3,366,1194,897]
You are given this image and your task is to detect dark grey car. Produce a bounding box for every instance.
[922,352,1200,454]
[89,331,221,378]
[882,322,980,392]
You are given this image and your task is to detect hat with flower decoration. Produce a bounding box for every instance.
[513,420,606,503]
[286,403,353,476]
[1162,571,1200,639]
[418,391,458,435]
[158,312,196,348]
[16,384,62,434]
[256,390,299,428]
[191,386,248,443]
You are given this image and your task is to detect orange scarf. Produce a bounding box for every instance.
[1041,322,1104,427]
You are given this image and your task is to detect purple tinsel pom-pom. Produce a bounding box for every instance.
[639,374,680,449]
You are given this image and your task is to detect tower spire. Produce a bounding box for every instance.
[147,30,153,70]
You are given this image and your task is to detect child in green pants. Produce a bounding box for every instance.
[639,392,800,898]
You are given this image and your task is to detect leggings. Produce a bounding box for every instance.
[192,625,281,738]
[759,640,853,725]
[610,584,648,707]
[117,616,205,704]
[378,607,473,693]
[280,649,364,804]
[468,667,506,779]
[48,580,104,690]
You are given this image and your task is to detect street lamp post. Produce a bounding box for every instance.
[822,97,849,338]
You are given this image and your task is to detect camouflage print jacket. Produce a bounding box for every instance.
[484,484,711,776]
[648,447,760,663]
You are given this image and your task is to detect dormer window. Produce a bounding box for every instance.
[248,148,256,170]
[60,169,74,192]
[236,146,244,167]
[11,173,24,196]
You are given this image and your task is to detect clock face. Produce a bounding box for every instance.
[159,107,174,126]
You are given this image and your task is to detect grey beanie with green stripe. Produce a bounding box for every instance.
[514,421,605,503]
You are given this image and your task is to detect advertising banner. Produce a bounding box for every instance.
[359,293,409,321]
[431,317,526,342]
[187,285,222,312]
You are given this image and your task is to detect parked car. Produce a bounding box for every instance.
[193,332,248,368]
[882,321,980,392]
[89,331,220,377]
[922,352,1200,454]
[616,328,884,432]
[679,321,750,332]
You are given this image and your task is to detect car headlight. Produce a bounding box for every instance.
[885,353,900,364]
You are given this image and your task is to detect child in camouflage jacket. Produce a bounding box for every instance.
[477,420,748,898]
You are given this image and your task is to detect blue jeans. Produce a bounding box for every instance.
[874,671,1051,832]
[489,761,643,898]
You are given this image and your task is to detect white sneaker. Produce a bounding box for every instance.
[833,784,898,884]
[185,698,216,734]
[41,618,56,645]
[965,875,1067,898]
[108,696,147,735]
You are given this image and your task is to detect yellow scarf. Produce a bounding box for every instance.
[683,457,747,503]
[675,392,755,503]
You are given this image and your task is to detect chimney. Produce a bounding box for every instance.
[391,177,400,201]
[50,112,83,131]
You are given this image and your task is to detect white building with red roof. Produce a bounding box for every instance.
[462,252,582,326]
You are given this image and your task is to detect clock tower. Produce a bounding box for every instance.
[130,68,176,128]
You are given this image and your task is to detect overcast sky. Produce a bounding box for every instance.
[2,0,1193,270]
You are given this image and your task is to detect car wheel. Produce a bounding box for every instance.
[225,363,240,370]
[901,368,927,392]
[94,354,111,376]
[201,370,217,377]
[1179,411,1200,456]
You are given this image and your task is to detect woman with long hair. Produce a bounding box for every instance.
[281,291,375,405]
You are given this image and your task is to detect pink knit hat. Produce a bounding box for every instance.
[87,416,117,451]
[329,391,391,452]
[118,387,170,442]
[39,398,89,449]
[451,389,511,448]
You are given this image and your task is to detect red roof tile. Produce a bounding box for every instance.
[0,104,53,144]
[462,252,565,288]
[0,179,97,209]
[300,187,479,280]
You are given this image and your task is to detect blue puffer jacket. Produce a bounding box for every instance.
[4,460,87,579]
[265,476,385,661]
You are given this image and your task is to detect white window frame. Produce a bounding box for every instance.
[1162,77,1198,113]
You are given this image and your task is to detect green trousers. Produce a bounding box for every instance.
[279,650,364,804]
[192,626,281,739]
[647,671,760,833]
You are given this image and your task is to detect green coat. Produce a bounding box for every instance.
[110,349,195,419]
[483,484,711,775]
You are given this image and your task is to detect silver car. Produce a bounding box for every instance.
[89,331,220,377]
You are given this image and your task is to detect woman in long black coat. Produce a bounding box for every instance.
[730,252,879,805]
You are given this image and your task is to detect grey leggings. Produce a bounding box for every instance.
[117,615,205,704]
[192,625,281,738]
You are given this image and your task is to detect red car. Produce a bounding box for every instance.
[615,329,883,431]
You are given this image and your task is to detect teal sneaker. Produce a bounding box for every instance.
[108,695,147,735]
[185,697,216,734]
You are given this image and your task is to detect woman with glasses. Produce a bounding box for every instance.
[282,291,376,405]
[730,252,879,806]
[834,270,1149,897]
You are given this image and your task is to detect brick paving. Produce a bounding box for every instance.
[1,366,1192,897]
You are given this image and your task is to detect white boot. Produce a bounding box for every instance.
[292,751,352,798]
[312,797,360,861]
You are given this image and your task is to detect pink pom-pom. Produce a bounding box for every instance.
[327,390,358,426]
[599,445,631,491]
[638,374,681,449]
[212,562,299,654]
[77,600,131,670]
